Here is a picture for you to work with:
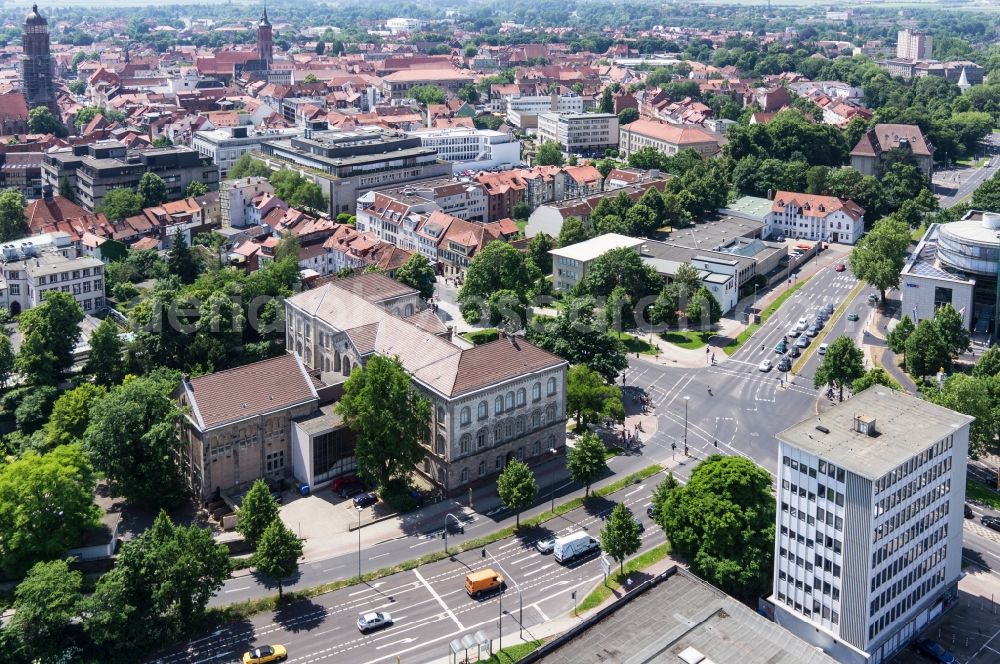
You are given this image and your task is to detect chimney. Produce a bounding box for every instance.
[854,414,877,437]
[42,183,53,200]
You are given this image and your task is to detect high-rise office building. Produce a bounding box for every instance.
[897,29,934,60]
[771,387,971,664]
[21,4,56,113]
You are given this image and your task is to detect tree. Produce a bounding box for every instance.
[535,141,565,167]
[512,200,531,220]
[44,383,106,448]
[813,336,865,401]
[237,479,281,548]
[973,345,1000,378]
[852,367,900,393]
[253,519,302,598]
[928,374,997,458]
[15,384,58,434]
[581,247,661,301]
[650,284,679,328]
[186,181,209,198]
[685,286,722,330]
[599,87,614,114]
[28,106,67,137]
[408,84,446,105]
[228,153,271,179]
[274,232,300,263]
[458,242,539,324]
[0,334,13,389]
[7,559,82,662]
[971,170,1000,212]
[0,445,99,577]
[68,79,86,95]
[933,304,970,357]
[85,317,123,386]
[336,355,431,489]
[618,107,639,125]
[905,319,951,379]
[528,295,627,381]
[566,430,610,496]
[567,364,622,429]
[887,315,915,356]
[83,370,186,507]
[628,146,667,171]
[137,172,167,208]
[0,188,27,241]
[152,136,173,147]
[558,216,593,247]
[168,233,200,285]
[604,285,636,332]
[58,175,76,202]
[97,188,143,222]
[848,216,911,303]
[656,455,775,600]
[496,458,537,528]
[15,291,84,385]
[395,253,437,299]
[600,502,642,574]
[457,84,479,104]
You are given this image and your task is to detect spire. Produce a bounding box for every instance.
[260,4,270,27]
[957,67,971,92]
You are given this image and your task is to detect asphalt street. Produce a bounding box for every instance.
[934,158,1000,209]
[149,479,668,664]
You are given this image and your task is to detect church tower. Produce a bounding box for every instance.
[257,7,273,68]
[21,4,56,112]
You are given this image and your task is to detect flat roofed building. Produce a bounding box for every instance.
[536,112,619,157]
[0,233,105,315]
[549,233,644,291]
[406,127,521,175]
[772,387,972,664]
[193,126,299,178]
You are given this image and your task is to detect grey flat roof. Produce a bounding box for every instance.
[776,387,973,480]
[640,238,755,273]
[528,566,837,664]
[265,140,438,168]
[666,214,764,252]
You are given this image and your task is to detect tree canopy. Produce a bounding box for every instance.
[137,172,167,208]
[565,430,609,495]
[0,188,27,242]
[15,291,84,385]
[496,458,537,528]
[395,253,437,300]
[848,215,911,302]
[527,296,628,382]
[813,336,865,401]
[458,241,540,325]
[535,141,565,167]
[228,153,271,179]
[97,188,144,222]
[253,519,302,597]
[600,502,642,574]
[237,479,280,548]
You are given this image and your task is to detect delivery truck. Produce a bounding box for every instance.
[553,531,600,564]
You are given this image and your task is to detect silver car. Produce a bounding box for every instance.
[357,611,393,633]
[535,538,555,554]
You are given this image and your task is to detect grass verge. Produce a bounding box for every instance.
[619,333,658,355]
[481,640,544,663]
[205,464,665,625]
[791,279,865,375]
[724,278,809,355]
[574,543,671,614]
[967,479,1000,511]
[660,330,713,350]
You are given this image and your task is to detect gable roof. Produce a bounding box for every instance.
[851,123,933,158]
[25,195,90,232]
[182,353,318,430]
[622,118,720,147]
[772,191,865,221]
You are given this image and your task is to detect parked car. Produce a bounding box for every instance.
[824,303,835,315]
[535,538,556,554]
[788,327,801,338]
[759,359,772,372]
[775,341,787,354]
[983,516,1000,533]
[357,612,393,633]
[331,475,359,493]
[797,317,809,328]
[633,516,645,533]
[818,343,829,355]
[964,503,974,519]
[778,356,791,372]
[868,293,879,304]
[789,345,801,358]
[795,336,810,348]
[242,645,287,664]
[646,503,658,519]
[354,492,378,508]
[834,263,846,272]
[916,638,955,663]
[340,483,365,499]
[806,326,818,337]
[847,312,859,321]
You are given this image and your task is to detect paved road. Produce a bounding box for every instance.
[934,159,1000,208]
[149,479,668,664]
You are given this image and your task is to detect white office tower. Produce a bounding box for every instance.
[771,387,972,664]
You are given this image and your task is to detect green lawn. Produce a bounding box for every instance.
[724,279,809,355]
[660,330,713,350]
[911,224,927,242]
[514,218,528,233]
[619,333,658,355]
[967,479,1000,511]
[574,543,672,613]
[481,640,544,663]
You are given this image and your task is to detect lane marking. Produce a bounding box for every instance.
[413,568,463,631]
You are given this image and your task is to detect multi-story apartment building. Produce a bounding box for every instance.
[257,125,451,216]
[505,93,585,129]
[380,68,476,100]
[192,126,300,178]
[618,119,722,160]
[0,232,105,315]
[897,29,933,60]
[772,387,971,664]
[536,112,619,157]
[41,142,219,212]
[850,124,934,179]
[406,127,521,175]
[358,177,489,224]
[285,273,568,495]
[767,191,865,245]
[220,176,274,229]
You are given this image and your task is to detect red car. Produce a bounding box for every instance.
[330,475,359,492]
[834,263,846,272]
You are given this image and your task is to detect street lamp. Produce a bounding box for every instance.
[683,396,690,457]
[357,509,362,580]
[549,447,558,513]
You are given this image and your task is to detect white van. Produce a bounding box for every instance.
[553,531,600,564]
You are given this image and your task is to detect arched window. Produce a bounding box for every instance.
[494,424,503,443]
[460,407,471,426]
[546,403,557,422]
[505,391,514,410]
[516,388,526,407]
[343,358,352,375]
[437,467,446,483]
[495,397,503,415]
[547,434,556,449]
[478,461,486,476]
[547,377,557,396]
[334,351,341,372]
[477,429,488,448]
[461,468,469,483]
[505,420,514,439]
[435,434,445,455]
[532,382,541,401]
[460,434,471,454]
[532,410,541,429]
[478,401,488,420]
[532,441,541,457]
[516,417,525,436]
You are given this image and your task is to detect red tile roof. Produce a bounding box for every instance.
[451,336,566,396]
[772,191,865,221]
[25,195,90,232]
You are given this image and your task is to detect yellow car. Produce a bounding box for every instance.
[242,644,287,664]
